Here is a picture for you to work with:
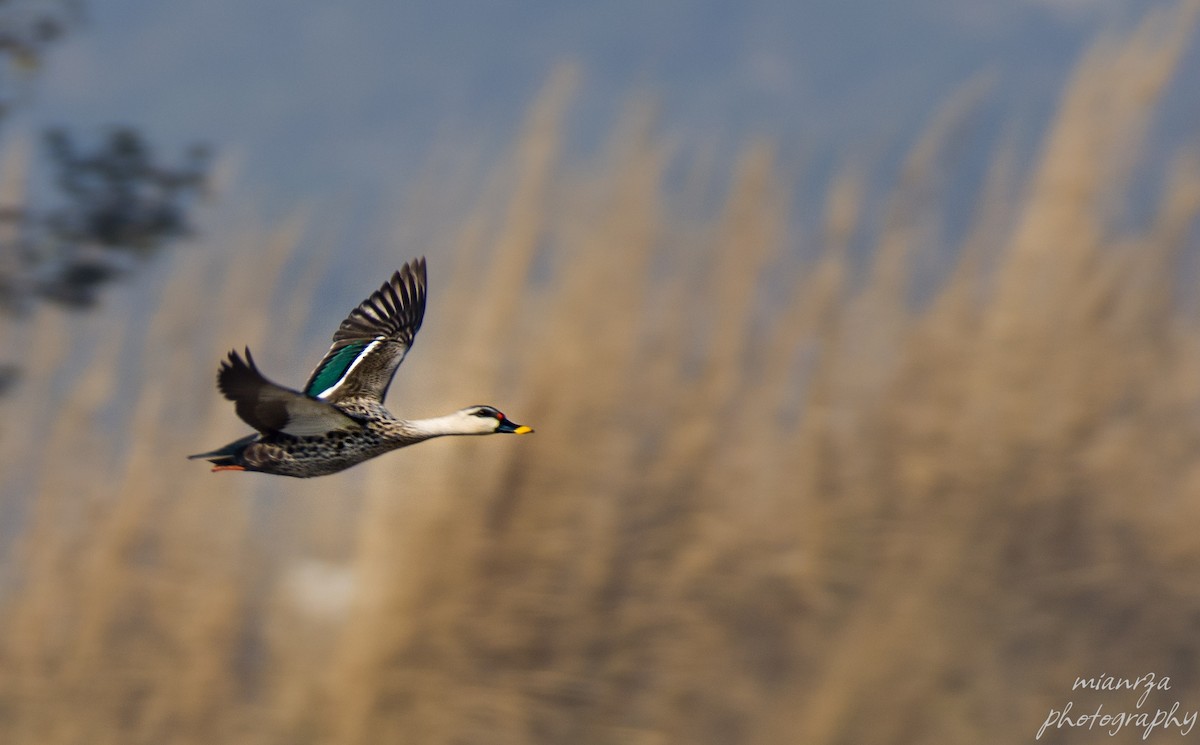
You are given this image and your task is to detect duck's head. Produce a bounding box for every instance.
[457,405,534,435]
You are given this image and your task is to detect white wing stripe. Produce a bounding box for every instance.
[315,339,382,400]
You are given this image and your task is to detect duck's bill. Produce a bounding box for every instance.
[498,419,534,434]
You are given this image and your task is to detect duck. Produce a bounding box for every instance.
[188,257,532,477]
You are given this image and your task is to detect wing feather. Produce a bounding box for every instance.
[303,257,427,403]
[219,348,360,436]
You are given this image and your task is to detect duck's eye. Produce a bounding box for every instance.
[473,408,494,418]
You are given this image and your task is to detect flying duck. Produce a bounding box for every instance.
[189,257,532,477]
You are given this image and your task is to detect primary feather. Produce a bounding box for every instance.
[303,258,427,403]
[217,348,360,436]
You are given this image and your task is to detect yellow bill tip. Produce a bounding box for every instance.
[514,425,534,434]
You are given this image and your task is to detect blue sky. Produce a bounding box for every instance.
[11,0,1192,214]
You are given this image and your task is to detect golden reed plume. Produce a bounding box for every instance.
[2,5,1199,743]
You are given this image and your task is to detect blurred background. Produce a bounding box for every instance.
[2,0,1200,743]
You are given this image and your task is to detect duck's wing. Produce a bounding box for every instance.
[218,348,361,436]
[302,257,427,405]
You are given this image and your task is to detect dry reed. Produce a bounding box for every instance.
[2,3,1200,743]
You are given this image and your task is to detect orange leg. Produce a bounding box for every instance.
[211,464,246,472]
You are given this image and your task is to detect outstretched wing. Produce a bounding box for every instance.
[219,348,361,436]
[302,257,427,404]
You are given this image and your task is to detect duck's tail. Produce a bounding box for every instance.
[187,433,258,465]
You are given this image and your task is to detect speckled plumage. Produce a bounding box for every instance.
[189,258,532,478]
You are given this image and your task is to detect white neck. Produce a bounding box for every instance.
[403,412,490,438]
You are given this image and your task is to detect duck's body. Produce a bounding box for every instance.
[189,258,532,478]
